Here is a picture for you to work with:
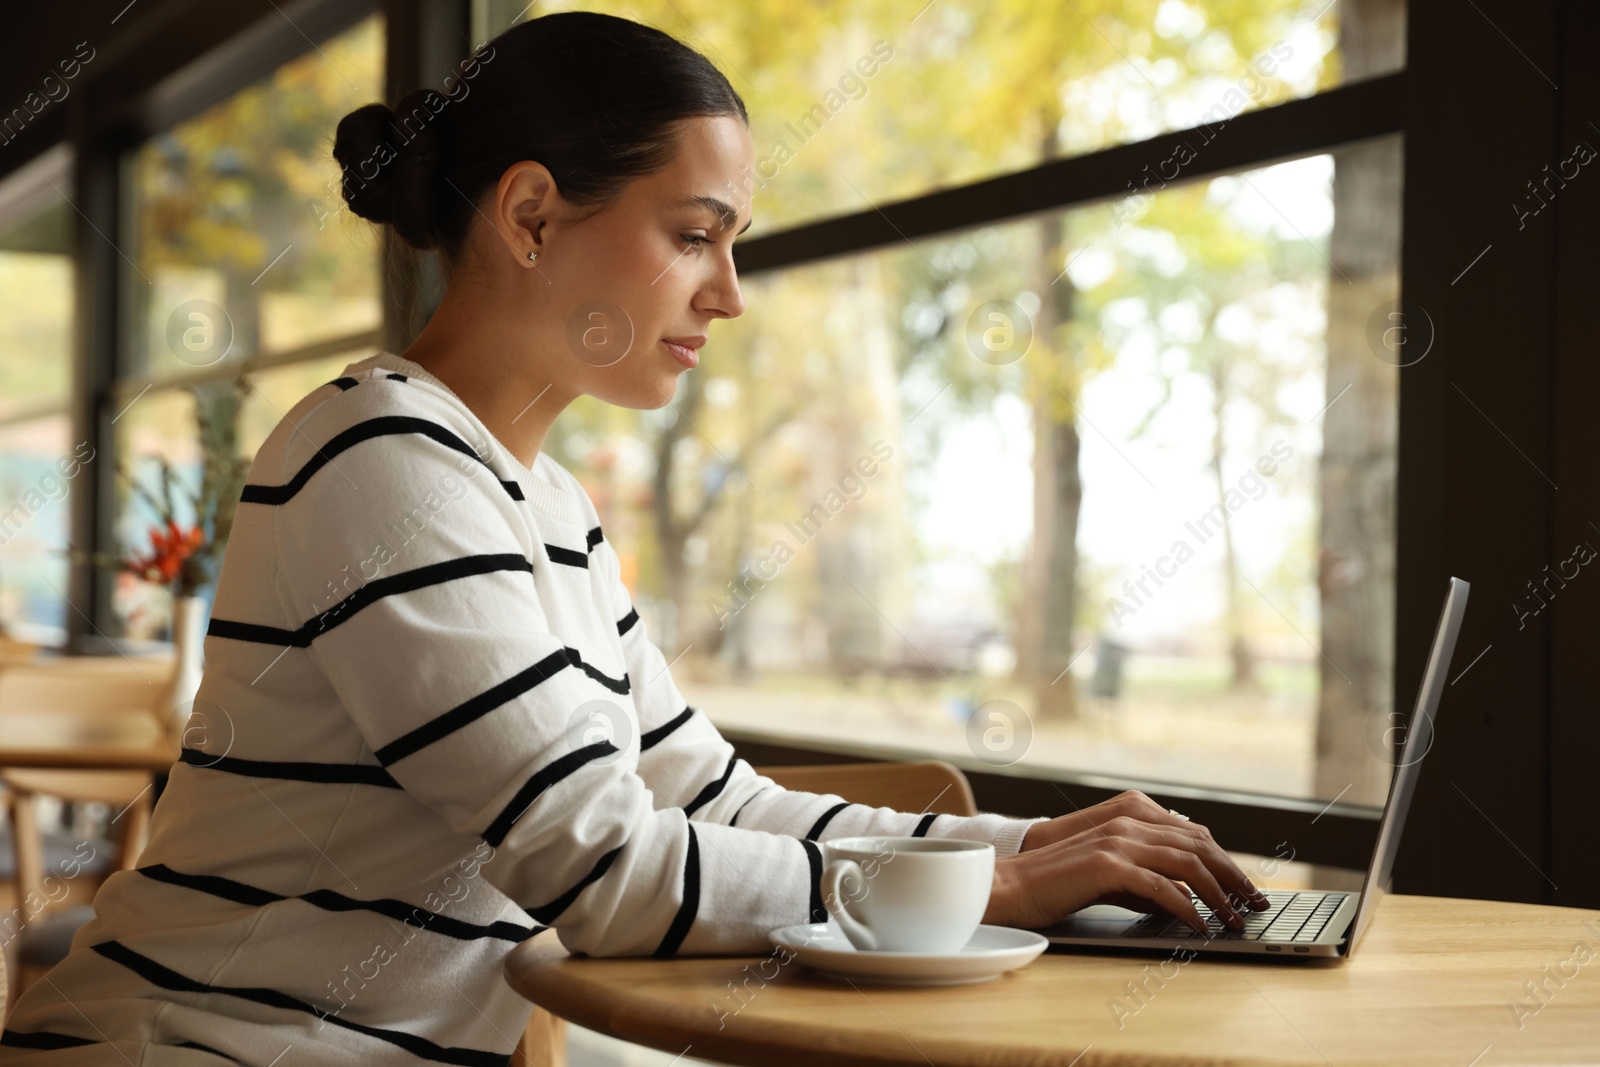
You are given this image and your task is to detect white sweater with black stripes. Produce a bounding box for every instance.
[0,351,1046,1065]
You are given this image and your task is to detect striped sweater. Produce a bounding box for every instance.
[0,350,1044,1065]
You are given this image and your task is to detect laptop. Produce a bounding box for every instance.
[1037,575,1470,961]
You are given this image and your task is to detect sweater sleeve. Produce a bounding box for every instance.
[269,393,828,957]
[588,519,1046,858]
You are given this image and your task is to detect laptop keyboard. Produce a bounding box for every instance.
[1121,890,1346,943]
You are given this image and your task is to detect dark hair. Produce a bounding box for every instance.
[332,11,747,267]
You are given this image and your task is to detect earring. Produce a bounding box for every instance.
[527,251,539,263]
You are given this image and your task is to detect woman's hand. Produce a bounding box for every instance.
[984,790,1269,934]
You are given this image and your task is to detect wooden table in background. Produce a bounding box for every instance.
[505,894,1600,1066]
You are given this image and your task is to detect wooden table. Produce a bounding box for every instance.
[505,894,1600,1066]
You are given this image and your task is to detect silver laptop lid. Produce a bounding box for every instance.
[1343,576,1470,958]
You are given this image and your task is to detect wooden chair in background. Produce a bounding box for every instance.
[0,659,163,1016]
[0,658,170,719]
[757,760,978,820]
[510,759,977,1067]
[2,768,155,1015]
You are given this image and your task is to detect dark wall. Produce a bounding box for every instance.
[1,0,191,176]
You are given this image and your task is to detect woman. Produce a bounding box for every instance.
[1,11,1265,1063]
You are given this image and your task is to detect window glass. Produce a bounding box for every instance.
[475,0,1404,236]
[0,415,77,645]
[547,138,1402,806]
[123,15,384,382]
[238,352,368,457]
[112,13,385,641]
[111,387,198,641]
[0,195,72,416]
[0,151,77,647]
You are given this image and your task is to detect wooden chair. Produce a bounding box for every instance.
[0,660,163,1015]
[0,658,171,718]
[3,768,155,1012]
[0,661,164,874]
[510,759,976,1067]
[756,760,978,819]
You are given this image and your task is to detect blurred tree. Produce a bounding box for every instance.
[1095,182,1325,692]
[128,16,382,380]
[113,17,382,638]
[859,0,1322,717]
[488,0,1348,732]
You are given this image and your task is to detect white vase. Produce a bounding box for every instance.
[162,594,207,738]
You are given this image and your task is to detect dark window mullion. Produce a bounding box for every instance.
[735,72,1404,276]
[66,126,125,649]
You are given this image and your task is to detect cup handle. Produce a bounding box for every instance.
[822,858,877,951]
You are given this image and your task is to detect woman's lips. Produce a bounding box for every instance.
[663,340,699,368]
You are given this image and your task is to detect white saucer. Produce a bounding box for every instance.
[768,923,1048,986]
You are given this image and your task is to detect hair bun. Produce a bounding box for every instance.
[332,103,397,224]
[333,89,452,250]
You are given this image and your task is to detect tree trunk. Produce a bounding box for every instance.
[1020,115,1084,719]
[1029,409,1083,718]
[652,372,703,652]
[815,260,886,679]
[1208,353,1259,692]
[1315,0,1405,805]
[715,475,754,674]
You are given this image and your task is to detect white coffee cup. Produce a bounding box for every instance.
[821,836,994,953]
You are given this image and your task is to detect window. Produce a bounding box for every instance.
[122,15,384,384]
[547,143,1399,806]
[0,415,76,644]
[475,0,1404,236]
[0,146,77,645]
[474,0,1405,809]
[109,13,385,640]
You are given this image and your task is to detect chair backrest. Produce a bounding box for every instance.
[754,760,978,818]
[0,659,170,719]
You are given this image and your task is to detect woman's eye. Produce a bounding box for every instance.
[680,234,713,249]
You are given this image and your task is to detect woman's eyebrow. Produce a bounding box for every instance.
[672,194,753,235]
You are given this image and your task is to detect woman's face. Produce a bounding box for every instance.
[501,114,754,410]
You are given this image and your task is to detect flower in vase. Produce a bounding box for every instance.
[128,519,207,588]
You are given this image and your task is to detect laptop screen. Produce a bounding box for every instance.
[1343,576,1470,958]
